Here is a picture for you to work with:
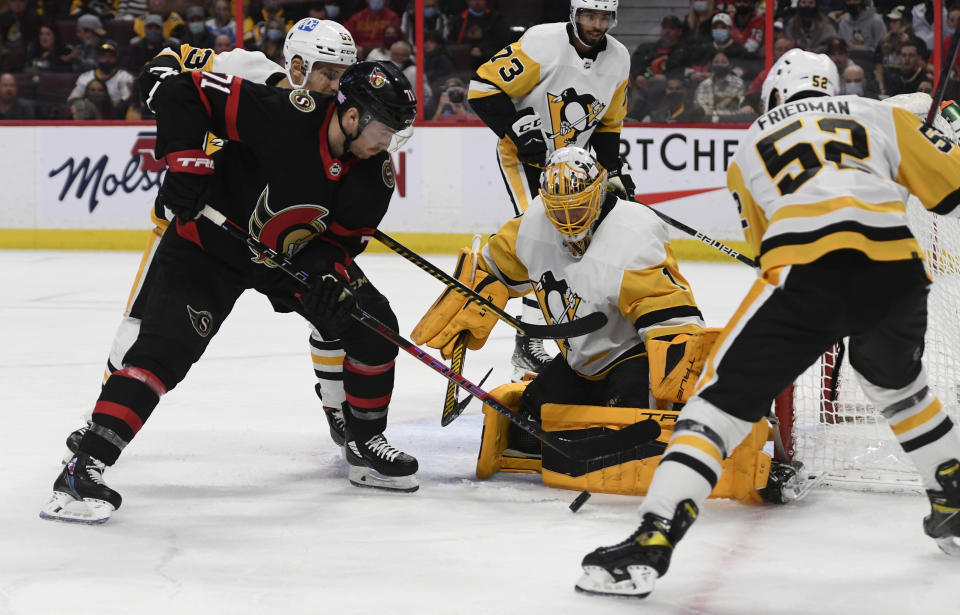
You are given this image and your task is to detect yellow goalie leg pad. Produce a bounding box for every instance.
[647,328,722,403]
[476,382,542,478]
[411,247,509,360]
[539,403,772,504]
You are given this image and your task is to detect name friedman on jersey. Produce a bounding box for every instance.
[756,99,851,130]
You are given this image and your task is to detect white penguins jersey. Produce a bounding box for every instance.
[729,94,960,277]
[479,196,704,377]
[155,44,285,85]
[468,22,629,155]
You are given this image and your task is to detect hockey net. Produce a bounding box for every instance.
[774,198,960,492]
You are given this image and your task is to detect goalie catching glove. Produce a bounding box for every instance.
[411,247,509,359]
[646,328,721,403]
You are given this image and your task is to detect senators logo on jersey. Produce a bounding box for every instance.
[248,185,330,265]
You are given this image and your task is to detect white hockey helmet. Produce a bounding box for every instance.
[760,49,838,113]
[539,146,608,258]
[283,18,357,87]
[570,0,618,47]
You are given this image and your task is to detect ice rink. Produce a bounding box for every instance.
[1,248,957,615]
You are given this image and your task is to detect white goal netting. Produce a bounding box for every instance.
[778,198,960,492]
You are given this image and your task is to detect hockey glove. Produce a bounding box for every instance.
[301,272,357,337]
[158,150,216,221]
[139,53,182,113]
[506,107,548,167]
[607,169,636,200]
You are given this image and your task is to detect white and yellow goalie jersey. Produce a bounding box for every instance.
[155,44,285,85]
[730,94,960,276]
[479,197,703,377]
[469,22,629,156]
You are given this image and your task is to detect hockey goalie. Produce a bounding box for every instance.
[412,145,776,504]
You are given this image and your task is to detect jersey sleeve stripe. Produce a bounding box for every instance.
[930,186,960,215]
[225,78,242,141]
[189,71,212,116]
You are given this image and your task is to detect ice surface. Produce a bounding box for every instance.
[1,250,956,615]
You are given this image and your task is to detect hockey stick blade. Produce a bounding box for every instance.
[442,367,493,427]
[521,312,606,339]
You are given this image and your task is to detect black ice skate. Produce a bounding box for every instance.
[40,453,122,524]
[510,331,553,382]
[924,459,960,555]
[344,430,418,492]
[323,405,346,447]
[576,500,699,598]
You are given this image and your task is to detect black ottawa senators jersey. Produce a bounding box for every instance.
[152,71,395,275]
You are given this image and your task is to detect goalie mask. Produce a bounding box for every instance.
[760,49,838,113]
[570,0,618,48]
[284,18,357,89]
[539,146,607,259]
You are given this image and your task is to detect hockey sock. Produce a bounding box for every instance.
[640,397,754,519]
[309,329,346,410]
[83,366,167,465]
[343,356,394,439]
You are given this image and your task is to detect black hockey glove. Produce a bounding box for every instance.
[139,54,181,113]
[157,149,216,221]
[607,169,636,200]
[506,107,547,167]
[301,272,357,337]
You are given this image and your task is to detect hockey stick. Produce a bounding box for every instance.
[200,206,660,461]
[631,196,758,268]
[373,230,607,339]
[926,27,960,126]
[441,234,481,426]
[448,367,492,420]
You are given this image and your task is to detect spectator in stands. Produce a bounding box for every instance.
[837,0,886,52]
[423,28,456,88]
[841,63,876,98]
[365,21,401,62]
[115,0,149,21]
[448,0,507,70]
[785,0,837,53]
[69,96,98,119]
[694,50,747,121]
[206,0,236,44]
[743,34,795,112]
[133,0,185,44]
[431,76,475,120]
[631,15,692,89]
[128,13,176,72]
[943,7,960,72]
[68,41,133,107]
[882,38,932,96]
[0,71,34,118]
[258,15,286,64]
[344,0,401,57]
[213,32,233,53]
[684,0,717,46]
[402,0,449,45]
[70,0,116,20]
[24,23,74,73]
[917,77,933,95]
[643,72,706,122]
[910,0,942,52]
[873,5,914,95]
[389,38,414,82]
[695,12,753,77]
[63,13,104,72]
[0,0,41,67]
[247,0,291,50]
[730,0,764,56]
[827,37,856,73]
[83,76,118,118]
[122,80,153,120]
[182,5,214,48]
[322,1,342,22]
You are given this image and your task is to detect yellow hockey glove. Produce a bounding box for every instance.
[411,247,509,359]
[647,328,721,403]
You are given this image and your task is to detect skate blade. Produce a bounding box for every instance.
[39,492,113,524]
[574,565,657,598]
[934,535,960,556]
[348,466,419,493]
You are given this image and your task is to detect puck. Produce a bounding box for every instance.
[569,490,591,512]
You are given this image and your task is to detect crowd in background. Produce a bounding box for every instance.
[0,0,954,122]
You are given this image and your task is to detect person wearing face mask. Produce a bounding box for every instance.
[182,5,215,49]
[259,16,288,64]
[133,0,187,45]
[68,41,134,107]
[401,0,449,44]
[684,0,717,45]
[246,0,293,50]
[128,13,181,72]
[206,0,237,45]
[344,0,401,58]
[785,0,838,53]
[364,21,402,63]
[694,49,748,121]
[943,8,960,75]
[693,13,751,80]
[730,0,764,57]
[450,0,509,69]
[82,76,118,119]
[837,0,886,52]
[643,72,706,122]
[841,63,876,98]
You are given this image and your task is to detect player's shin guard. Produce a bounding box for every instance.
[309,329,347,446]
[576,500,699,598]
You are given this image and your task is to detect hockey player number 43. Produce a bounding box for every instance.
[755,118,869,196]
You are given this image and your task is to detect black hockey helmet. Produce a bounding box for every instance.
[336,61,417,133]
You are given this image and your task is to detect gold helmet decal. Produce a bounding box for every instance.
[545,88,606,149]
[248,185,330,265]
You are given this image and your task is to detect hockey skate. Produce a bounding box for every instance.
[323,405,347,447]
[344,430,419,492]
[924,459,960,555]
[40,453,121,524]
[510,332,553,382]
[62,424,87,464]
[576,500,699,598]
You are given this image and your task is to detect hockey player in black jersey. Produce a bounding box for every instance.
[41,61,419,524]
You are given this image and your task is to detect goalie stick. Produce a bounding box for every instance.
[200,206,660,461]
[373,230,607,339]
[441,234,481,426]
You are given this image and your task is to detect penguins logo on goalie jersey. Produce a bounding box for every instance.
[248,186,331,264]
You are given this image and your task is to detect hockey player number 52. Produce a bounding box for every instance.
[756,118,869,196]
